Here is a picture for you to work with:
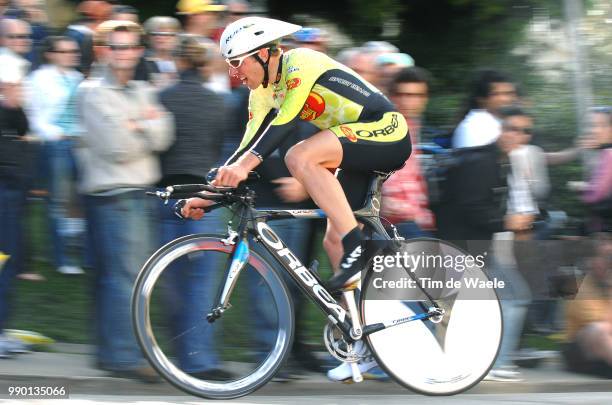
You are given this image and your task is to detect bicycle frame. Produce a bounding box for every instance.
[207,174,441,342]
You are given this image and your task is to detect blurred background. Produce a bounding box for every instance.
[0,0,610,388]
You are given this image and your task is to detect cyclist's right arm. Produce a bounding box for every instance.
[224,89,284,166]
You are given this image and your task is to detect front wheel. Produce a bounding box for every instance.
[359,238,503,395]
[132,234,294,399]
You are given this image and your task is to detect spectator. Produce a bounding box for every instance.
[290,27,329,53]
[24,35,84,275]
[0,18,32,81]
[111,4,139,23]
[437,107,536,381]
[571,107,612,233]
[4,0,49,69]
[177,0,230,94]
[0,63,35,356]
[373,52,414,94]
[355,40,398,86]
[88,19,125,78]
[176,0,226,42]
[345,48,377,85]
[563,236,612,378]
[380,67,435,237]
[453,69,517,149]
[225,0,252,24]
[134,16,180,87]
[361,40,398,54]
[156,34,229,379]
[335,46,360,66]
[436,106,535,242]
[76,22,174,382]
[65,0,113,76]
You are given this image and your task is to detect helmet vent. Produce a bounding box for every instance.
[254,31,264,36]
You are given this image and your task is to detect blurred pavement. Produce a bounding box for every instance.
[0,344,610,398]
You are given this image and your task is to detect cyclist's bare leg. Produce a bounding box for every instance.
[323,219,343,270]
[284,130,357,237]
[285,130,366,288]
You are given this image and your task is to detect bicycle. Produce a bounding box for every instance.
[132,171,502,399]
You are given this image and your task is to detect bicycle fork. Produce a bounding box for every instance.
[206,237,249,323]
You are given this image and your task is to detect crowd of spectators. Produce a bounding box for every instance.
[0,0,609,383]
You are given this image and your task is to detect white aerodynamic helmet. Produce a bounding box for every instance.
[220,17,302,59]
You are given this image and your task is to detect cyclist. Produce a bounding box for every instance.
[181,17,410,306]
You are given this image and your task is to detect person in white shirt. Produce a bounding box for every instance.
[0,18,31,82]
[453,69,517,149]
[24,36,84,275]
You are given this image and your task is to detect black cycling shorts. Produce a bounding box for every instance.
[330,111,411,172]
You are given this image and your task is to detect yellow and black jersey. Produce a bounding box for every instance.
[228,48,410,169]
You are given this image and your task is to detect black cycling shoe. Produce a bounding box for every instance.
[327,227,366,292]
[327,247,364,292]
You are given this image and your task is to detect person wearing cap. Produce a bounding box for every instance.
[373,52,414,95]
[177,0,230,94]
[290,27,328,53]
[180,16,412,381]
[177,0,226,42]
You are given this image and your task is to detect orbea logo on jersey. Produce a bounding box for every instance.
[286,78,301,90]
[299,91,325,121]
[340,125,358,142]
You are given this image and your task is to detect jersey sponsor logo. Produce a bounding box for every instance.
[286,78,301,90]
[328,76,371,97]
[287,66,300,74]
[356,113,399,138]
[340,125,358,142]
[299,91,325,121]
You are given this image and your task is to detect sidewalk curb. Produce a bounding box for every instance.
[1,372,611,397]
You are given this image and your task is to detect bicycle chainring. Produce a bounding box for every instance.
[323,322,367,363]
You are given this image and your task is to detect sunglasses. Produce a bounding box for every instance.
[151,32,177,37]
[7,34,30,40]
[226,49,260,69]
[504,125,533,135]
[109,44,141,51]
